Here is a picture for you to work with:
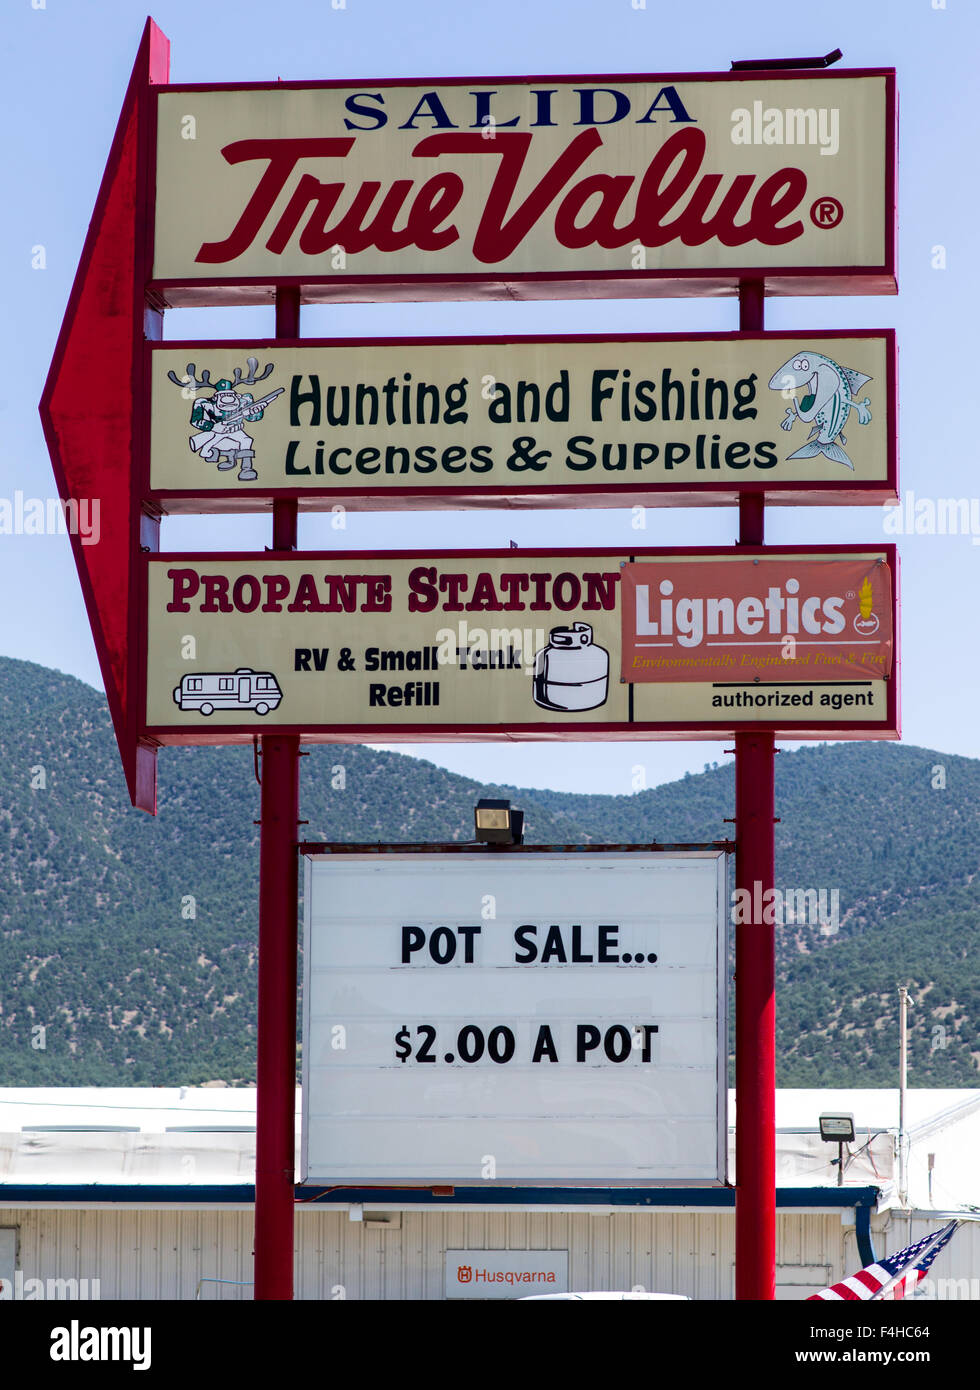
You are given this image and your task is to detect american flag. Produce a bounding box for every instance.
[807,1220,960,1301]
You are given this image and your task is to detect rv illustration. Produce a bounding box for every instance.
[173,668,283,716]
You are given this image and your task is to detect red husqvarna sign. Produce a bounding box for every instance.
[152,71,895,301]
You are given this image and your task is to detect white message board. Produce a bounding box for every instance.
[301,850,727,1186]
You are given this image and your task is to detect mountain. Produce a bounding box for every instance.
[0,655,977,1087]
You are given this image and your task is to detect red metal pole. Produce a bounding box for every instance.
[255,734,300,1300]
[254,288,301,1300]
[738,279,766,550]
[734,279,776,1301]
[734,731,776,1299]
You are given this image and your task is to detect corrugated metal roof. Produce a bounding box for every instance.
[5,1086,973,1130]
[0,1088,975,1211]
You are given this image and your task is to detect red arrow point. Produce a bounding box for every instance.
[40,21,170,813]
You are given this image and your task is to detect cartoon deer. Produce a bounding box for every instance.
[169,358,284,482]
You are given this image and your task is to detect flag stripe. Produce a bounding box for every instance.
[835,1282,864,1301]
[808,1220,960,1302]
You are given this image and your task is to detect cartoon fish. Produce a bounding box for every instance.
[768,351,873,469]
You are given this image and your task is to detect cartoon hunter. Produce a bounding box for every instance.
[768,351,873,470]
[168,357,284,482]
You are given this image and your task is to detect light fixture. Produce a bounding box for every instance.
[819,1114,855,1142]
[819,1113,855,1187]
[474,798,524,845]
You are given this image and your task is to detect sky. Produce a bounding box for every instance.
[1,0,975,797]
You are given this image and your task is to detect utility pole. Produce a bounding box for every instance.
[898,985,910,1208]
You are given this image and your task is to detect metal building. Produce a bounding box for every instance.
[0,1088,976,1301]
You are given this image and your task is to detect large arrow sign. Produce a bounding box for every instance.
[40,25,899,811]
[39,21,168,813]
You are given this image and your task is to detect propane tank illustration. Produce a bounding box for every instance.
[532,622,609,712]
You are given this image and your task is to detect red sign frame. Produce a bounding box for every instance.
[147,68,897,305]
[139,543,899,746]
[145,329,898,513]
[39,21,169,813]
[39,21,901,817]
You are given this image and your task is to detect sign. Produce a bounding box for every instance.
[622,556,893,684]
[39,22,169,812]
[445,1250,569,1299]
[152,71,895,300]
[41,25,900,812]
[143,545,898,741]
[300,851,727,1185]
[148,332,896,510]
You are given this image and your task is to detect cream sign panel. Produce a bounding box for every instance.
[153,74,892,287]
[147,334,894,505]
[144,548,897,739]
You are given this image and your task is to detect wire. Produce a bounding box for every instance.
[0,1096,260,1117]
[296,1184,451,1204]
[846,1130,887,1180]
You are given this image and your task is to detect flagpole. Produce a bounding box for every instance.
[898,985,910,1207]
[870,1220,960,1300]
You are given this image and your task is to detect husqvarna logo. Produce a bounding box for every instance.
[446,1249,568,1297]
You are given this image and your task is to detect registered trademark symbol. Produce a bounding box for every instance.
[810,196,843,228]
